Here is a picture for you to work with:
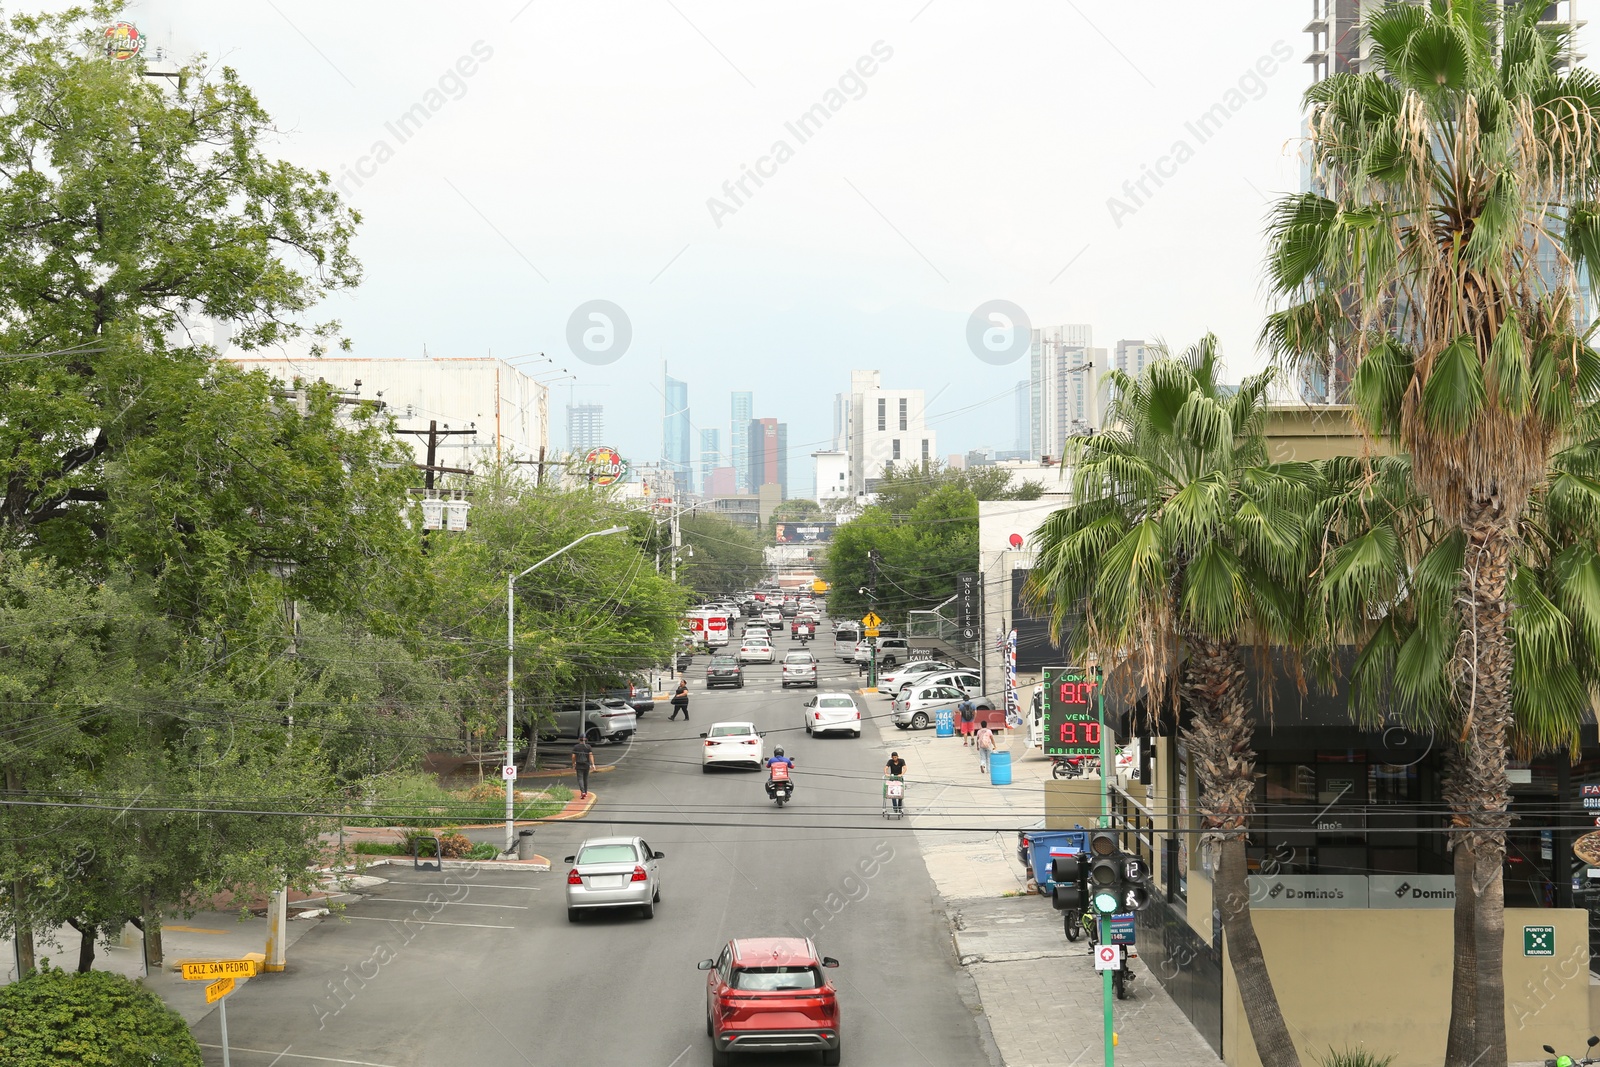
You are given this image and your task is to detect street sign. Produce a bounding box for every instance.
[205,976,235,1004]
[861,612,882,629]
[502,764,517,781]
[1094,944,1121,970]
[1524,925,1555,956]
[181,958,260,981]
[864,627,880,638]
[1108,913,1137,944]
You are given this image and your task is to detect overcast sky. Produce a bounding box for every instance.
[79,1,1594,497]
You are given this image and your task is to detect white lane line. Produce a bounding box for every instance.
[390,882,541,891]
[664,1044,693,1067]
[336,915,512,930]
[363,898,528,910]
[198,1046,401,1067]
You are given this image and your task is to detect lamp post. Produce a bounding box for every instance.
[506,525,628,853]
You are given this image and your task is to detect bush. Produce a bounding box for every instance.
[465,842,500,860]
[394,828,474,858]
[462,779,504,802]
[0,965,202,1066]
[1318,1050,1394,1067]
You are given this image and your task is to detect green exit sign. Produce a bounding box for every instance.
[1524,925,1555,956]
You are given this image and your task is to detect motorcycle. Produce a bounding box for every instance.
[765,760,795,807]
[1543,1036,1600,1067]
[1051,755,1098,780]
[1083,912,1136,1000]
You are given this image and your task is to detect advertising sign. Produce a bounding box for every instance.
[1247,875,1369,909]
[774,522,836,544]
[1040,666,1101,756]
[956,572,980,642]
[103,21,144,61]
[574,446,628,487]
[1369,875,1456,908]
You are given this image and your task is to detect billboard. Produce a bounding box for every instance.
[774,521,836,544]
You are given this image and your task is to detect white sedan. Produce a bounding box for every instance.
[700,721,765,771]
[802,693,862,738]
[738,637,775,663]
[877,660,955,696]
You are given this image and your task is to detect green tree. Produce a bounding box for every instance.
[867,461,1045,517]
[0,966,201,1067]
[1026,340,1316,1067]
[679,514,764,595]
[823,486,977,624]
[1263,6,1600,1059]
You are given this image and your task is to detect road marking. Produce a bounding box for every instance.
[389,882,540,891]
[336,915,513,930]
[164,925,226,934]
[197,1046,402,1067]
[366,898,528,910]
[664,1045,693,1067]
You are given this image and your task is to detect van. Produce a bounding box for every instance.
[834,623,861,661]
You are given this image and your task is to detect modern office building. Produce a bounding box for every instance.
[663,371,690,497]
[1114,339,1151,378]
[836,370,937,499]
[1029,325,1108,460]
[1014,379,1030,455]
[729,391,753,492]
[746,417,787,500]
[698,428,722,495]
[566,402,604,455]
[813,450,849,505]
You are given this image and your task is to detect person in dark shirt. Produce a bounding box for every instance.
[885,752,906,811]
[571,738,594,799]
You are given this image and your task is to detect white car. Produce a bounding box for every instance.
[762,609,782,626]
[802,693,861,738]
[892,669,981,700]
[700,721,765,771]
[892,683,994,730]
[877,660,956,696]
[738,637,775,664]
[781,651,818,688]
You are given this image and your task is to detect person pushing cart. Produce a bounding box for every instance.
[883,752,907,818]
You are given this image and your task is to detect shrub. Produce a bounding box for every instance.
[462,780,504,803]
[394,828,474,858]
[0,965,202,1066]
[465,842,500,860]
[1318,1050,1394,1067]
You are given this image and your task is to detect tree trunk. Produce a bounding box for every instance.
[142,899,164,969]
[1443,749,1477,1067]
[1446,516,1515,1067]
[68,919,95,973]
[1181,635,1301,1067]
[4,766,34,979]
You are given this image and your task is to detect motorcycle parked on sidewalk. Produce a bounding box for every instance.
[1543,1036,1600,1066]
[1083,912,1136,1000]
[1050,755,1098,780]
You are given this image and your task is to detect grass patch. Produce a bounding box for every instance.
[343,773,565,829]
[1318,1049,1394,1067]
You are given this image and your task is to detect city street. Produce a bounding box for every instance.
[189,645,997,1066]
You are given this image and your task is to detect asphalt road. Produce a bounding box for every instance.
[191,631,995,1067]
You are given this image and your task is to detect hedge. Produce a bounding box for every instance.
[0,966,201,1066]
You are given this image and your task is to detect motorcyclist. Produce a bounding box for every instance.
[765,747,795,798]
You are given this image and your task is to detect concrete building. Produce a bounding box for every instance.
[729,391,753,492]
[663,371,690,497]
[837,370,937,500]
[228,356,547,469]
[813,450,849,505]
[746,417,787,500]
[1014,379,1029,454]
[1114,339,1151,378]
[703,466,737,498]
[698,427,722,495]
[1303,0,1583,84]
[1029,325,1108,461]
[566,402,604,455]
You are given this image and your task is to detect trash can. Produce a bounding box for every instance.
[989,750,1013,786]
[516,830,537,861]
[935,708,955,737]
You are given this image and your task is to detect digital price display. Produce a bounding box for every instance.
[1041,665,1102,756]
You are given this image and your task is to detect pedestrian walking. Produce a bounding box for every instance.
[669,680,690,721]
[957,696,977,745]
[884,752,906,812]
[571,737,594,799]
[975,724,995,773]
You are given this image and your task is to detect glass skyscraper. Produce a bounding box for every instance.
[729,391,753,492]
[699,428,721,494]
[663,372,690,497]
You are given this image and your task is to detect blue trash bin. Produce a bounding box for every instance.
[989,750,1012,785]
[935,707,955,737]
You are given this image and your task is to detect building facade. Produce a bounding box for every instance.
[703,466,737,498]
[1029,325,1108,460]
[663,372,690,497]
[813,449,849,505]
[1014,379,1030,454]
[839,369,937,498]
[698,427,722,495]
[730,391,753,492]
[746,417,787,500]
[566,402,604,455]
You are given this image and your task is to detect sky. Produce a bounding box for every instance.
[67,1,1595,498]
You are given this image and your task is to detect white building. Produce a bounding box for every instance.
[1030,325,1108,461]
[835,370,937,501]
[1115,339,1151,378]
[977,493,1071,704]
[813,450,849,505]
[229,356,548,471]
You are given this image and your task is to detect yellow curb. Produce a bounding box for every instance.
[535,791,598,821]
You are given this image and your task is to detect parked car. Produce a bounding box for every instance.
[781,651,818,689]
[738,637,776,664]
[877,660,956,695]
[700,722,765,771]
[892,683,993,730]
[853,637,911,669]
[564,835,663,921]
[698,938,842,1065]
[802,692,861,737]
[706,655,745,689]
[541,698,637,745]
[600,678,655,714]
[900,669,982,699]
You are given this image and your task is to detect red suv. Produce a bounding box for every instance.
[697,937,841,1065]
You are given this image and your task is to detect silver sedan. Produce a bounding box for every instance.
[564,836,664,921]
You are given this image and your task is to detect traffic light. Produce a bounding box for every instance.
[1087,832,1122,915]
[1120,853,1153,911]
[1050,852,1089,911]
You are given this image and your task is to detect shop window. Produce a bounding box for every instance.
[1263,763,1316,804]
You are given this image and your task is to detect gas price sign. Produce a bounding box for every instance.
[1041,665,1102,756]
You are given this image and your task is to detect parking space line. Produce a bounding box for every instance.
[387,882,540,891]
[365,898,527,909]
[197,1045,402,1067]
[337,915,513,930]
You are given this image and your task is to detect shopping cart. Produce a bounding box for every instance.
[882,776,906,819]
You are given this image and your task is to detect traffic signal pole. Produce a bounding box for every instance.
[1097,665,1114,1067]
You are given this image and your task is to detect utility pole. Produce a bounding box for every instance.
[396,421,476,546]
[511,445,563,487]
[866,549,881,689]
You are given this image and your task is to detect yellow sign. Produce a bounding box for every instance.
[861,612,882,629]
[205,976,235,1003]
[182,959,259,981]
[865,628,880,638]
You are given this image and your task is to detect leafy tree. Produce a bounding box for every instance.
[679,514,764,595]
[825,484,978,624]
[1263,6,1600,1059]
[867,461,1045,517]
[1027,340,1316,1067]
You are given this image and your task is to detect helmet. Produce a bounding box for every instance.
[773,746,785,757]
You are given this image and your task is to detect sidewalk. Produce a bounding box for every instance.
[871,699,1224,1067]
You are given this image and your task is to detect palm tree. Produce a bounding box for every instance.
[1264,5,1600,1062]
[1026,337,1316,1067]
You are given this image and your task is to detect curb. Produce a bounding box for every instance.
[361,856,553,872]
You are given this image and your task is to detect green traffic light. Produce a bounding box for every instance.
[1092,890,1121,914]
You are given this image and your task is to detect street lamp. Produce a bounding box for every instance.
[505,525,628,853]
